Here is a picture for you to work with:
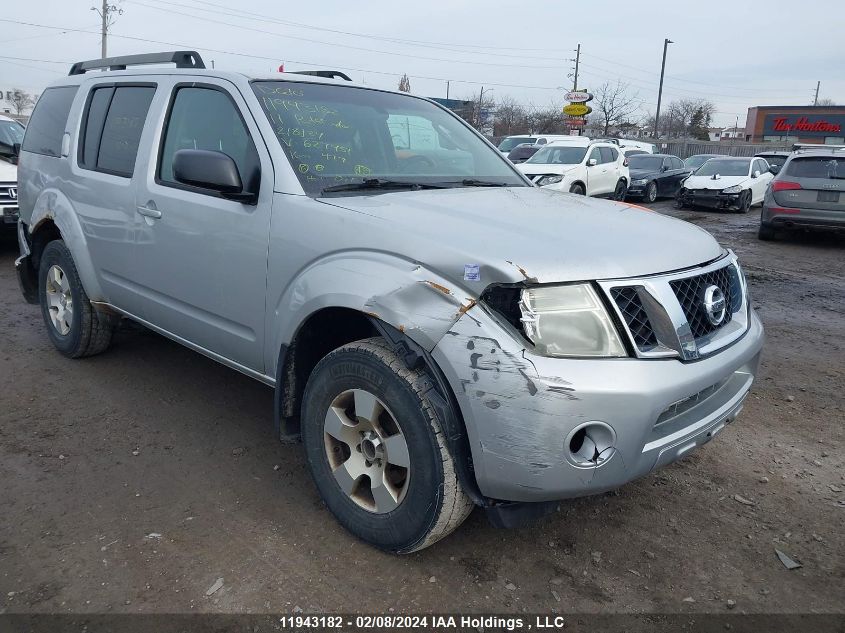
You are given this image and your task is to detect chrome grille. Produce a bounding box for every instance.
[0,183,18,208]
[610,287,657,350]
[670,265,739,339]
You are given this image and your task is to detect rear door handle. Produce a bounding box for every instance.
[137,204,162,219]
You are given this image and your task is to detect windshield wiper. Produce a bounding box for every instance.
[321,178,447,194]
[431,179,511,188]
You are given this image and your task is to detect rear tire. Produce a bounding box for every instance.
[613,179,627,201]
[38,240,116,358]
[569,183,585,195]
[300,337,473,553]
[758,223,777,241]
[644,181,658,203]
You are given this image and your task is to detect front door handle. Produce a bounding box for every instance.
[137,201,162,219]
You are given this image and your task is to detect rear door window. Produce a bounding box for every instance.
[79,86,114,169]
[785,157,845,179]
[95,86,156,177]
[599,146,618,163]
[21,86,78,157]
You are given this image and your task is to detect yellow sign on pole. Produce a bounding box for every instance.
[563,103,592,117]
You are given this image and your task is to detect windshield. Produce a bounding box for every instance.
[685,155,719,170]
[525,145,587,165]
[252,82,524,195]
[695,159,750,177]
[628,155,664,171]
[785,156,845,179]
[0,120,25,147]
[759,154,788,168]
[498,136,536,152]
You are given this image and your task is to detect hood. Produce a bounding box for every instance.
[629,168,661,180]
[317,187,722,286]
[0,159,17,183]
[516,163,578,176]
[684,174,749,191]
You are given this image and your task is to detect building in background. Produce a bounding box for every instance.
[745,105,845,144]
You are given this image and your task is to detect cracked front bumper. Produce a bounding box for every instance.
[679,188,742,209]
[432,304,764,503]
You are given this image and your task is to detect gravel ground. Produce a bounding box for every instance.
[0,200,843,617]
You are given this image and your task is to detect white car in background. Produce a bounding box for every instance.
[0,114,25,228]
[677,156,774,213]
[497,133,589,154]
[517,141,629,199]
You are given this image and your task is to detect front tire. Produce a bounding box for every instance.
[569,183,585,195]
[644,181,658,203]
[38,240,116,358]
[301,337,473,553]
[737,190,752,213]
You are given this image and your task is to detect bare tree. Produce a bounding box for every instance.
[493,96,530,136]
[397,74,411,92]
[816,97,837,106]
[527,101,568,134]
[592,81,641,136]
[651,98,716,138]
[10,89,37,116]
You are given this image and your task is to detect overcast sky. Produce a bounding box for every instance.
[2,0,843,127]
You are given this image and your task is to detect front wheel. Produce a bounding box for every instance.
[300,338,473,553]
[38,240,116,358]
[569,183,585,195]
[737,190,752,213]
[644,181,658,203]
[613,179,627,201]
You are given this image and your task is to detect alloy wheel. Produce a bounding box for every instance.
[323,389,411,513]
[45,264,74,335]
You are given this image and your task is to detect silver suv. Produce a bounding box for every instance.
[15,52,764,552]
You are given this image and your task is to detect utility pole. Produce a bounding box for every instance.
[653,38,673,139]
[92,1,124,59]
[446,80,450,99]
[572,43,580,91]
[813,81,820,106]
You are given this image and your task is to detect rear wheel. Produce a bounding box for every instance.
[612,179,627,201]
[38,240,116,358]
[300,337,473,553]
[644,181,658,203]
[569,183,585,195]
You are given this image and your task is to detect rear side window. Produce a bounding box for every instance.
[599,146,617,163]
[785,156,845,179]
[79,85,155,177]
[21,86,78,157]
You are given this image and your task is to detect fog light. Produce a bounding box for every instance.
[565,422,616,468]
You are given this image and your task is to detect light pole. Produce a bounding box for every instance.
[653,38,673,139]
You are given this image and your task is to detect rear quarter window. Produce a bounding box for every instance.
[21,86,79,157]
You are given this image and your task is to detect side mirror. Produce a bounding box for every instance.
[173,149,256,203]
[752,170,760,178]
[0,140,20,160]
[587,158,597,167]
[769,165,781,175]
[661,165,670,172]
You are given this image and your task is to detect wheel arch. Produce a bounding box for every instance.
[274,308,483,505]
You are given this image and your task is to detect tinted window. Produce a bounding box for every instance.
[21,86,78,157]
[96,86,155,176]
[785,156,845,179]
[628,155,663,171]
[599,146,617,163]
[79,87,114,169]
[588,147,602,164]
[159,87,260,195]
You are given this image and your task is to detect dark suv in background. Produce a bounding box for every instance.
[759,147,845,240]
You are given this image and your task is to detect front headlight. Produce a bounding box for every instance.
[722,185,743,194]
[631,179,648,186]
[519,284,627,357]
[537,174,563,187]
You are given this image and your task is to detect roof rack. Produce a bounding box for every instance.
[792,143,845,153]
[69,51,205,75]
[290,70,352,82]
